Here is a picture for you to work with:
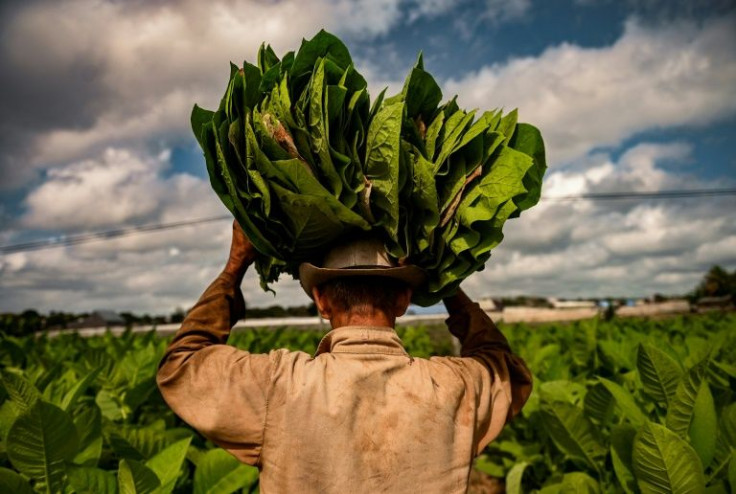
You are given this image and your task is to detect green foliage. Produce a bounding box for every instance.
[193,30,546,305]
[1,314,733,492]
[0,324,452,492]
[486,312,735,492]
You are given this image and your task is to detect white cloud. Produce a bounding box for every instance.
[0,225,313,313]
[460,141,736,299]
[4,138,734,313]
[22,147,222,230]
[484,0,531,22]
[444,15,736,164]
[2,3,735,313]
[3,0,434,174]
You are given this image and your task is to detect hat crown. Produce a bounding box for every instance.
[322,238,395,269]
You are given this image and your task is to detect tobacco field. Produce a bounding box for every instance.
[0,313,734,493]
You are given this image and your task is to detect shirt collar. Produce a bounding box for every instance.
[315,325,409,357]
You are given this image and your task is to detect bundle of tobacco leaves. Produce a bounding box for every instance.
[192,30,545,305]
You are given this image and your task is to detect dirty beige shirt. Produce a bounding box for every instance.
[157,272,532,493]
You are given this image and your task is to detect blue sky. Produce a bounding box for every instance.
[0,0,734,313]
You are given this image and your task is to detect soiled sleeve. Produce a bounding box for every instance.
[445,296,532,455]
[156,271,275,466]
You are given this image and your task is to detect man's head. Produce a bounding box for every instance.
[312,276,412,326]
[299,237,426,328]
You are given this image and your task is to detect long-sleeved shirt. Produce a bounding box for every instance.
[157,272,532,493]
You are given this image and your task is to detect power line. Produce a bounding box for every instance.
[0,215,231,254]
[544,188,736,201]
[1,188,735,255]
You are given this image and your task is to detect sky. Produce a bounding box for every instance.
[1,0,735,314]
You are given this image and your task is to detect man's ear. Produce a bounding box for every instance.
[393,287,413,318]
[312,286,332,320]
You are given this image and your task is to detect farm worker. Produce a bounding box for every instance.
[157,221,532,493]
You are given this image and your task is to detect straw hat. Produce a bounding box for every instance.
[298,238,427,297]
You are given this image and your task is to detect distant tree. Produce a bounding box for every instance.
[170,307,186,324]
[692,265,736,301]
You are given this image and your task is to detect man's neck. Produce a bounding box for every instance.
[330,310,395,329]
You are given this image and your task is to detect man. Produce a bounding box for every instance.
[157,221,532,493]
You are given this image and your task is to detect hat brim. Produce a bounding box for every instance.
[299,262,427,299]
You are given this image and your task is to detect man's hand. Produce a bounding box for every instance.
[223,220,259,281]
[443,287,473,314]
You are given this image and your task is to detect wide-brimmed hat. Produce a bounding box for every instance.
[299,238,427,298]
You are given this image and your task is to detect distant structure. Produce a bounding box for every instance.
[68,310,126,329]
[478,297,502,312]
[695,295,734,312]
[547,297,597,310]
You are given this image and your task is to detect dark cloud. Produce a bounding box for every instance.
[0,3,111,187]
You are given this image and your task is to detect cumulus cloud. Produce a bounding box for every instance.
[22,147,222,230]
[444,15,736,164]
[0,222,312,313]
[2,2,735,313]
[0,0,432,186]
[460,141,736,299]
[1,144,313,312]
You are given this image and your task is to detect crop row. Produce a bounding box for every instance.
[0,314,733,493]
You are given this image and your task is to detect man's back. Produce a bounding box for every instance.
[262,326,489,493]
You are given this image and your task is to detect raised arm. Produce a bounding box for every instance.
[442,288,533,453]
[156,221,273,465]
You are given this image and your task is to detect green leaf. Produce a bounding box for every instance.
[401,54,442,119]
[583,382,614,424]
[1,371,40,413]
[257,43,279,72]
[146,438,191,494]
[596,377,648,426]
[67,466,117,494]
[290,30,352,81]
[118,459,160,494]
[637,343,682,406]
[107,421,173,461]
[728,455,736,494]
[610,424,637,494]
[61,368,100,412]
[269,182,345,253]
[474,455,505,478]
[96,389,124,421]
[364,99,404,237]
[193,448,258,494]
[666,361,717,467]
[505,462,529,494]
[0,467,34,494]
[689,378,717,469]
[507,122,546,212]
[539,380,586,406]
[72,403,102,466]
[0,399,19,443]
[632,421,706,493]
[559,472,600,493]
[307,59,342,197]
[191,105,215,147]
[708,403,736,481]
[7,400,79,494]
[540,400,606,471]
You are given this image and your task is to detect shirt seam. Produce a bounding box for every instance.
[257,348,282,467]
[328,350,410,357]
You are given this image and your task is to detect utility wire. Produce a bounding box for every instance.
[544,188,736,201]
[1,188,735,254]
[0,215,231,254]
